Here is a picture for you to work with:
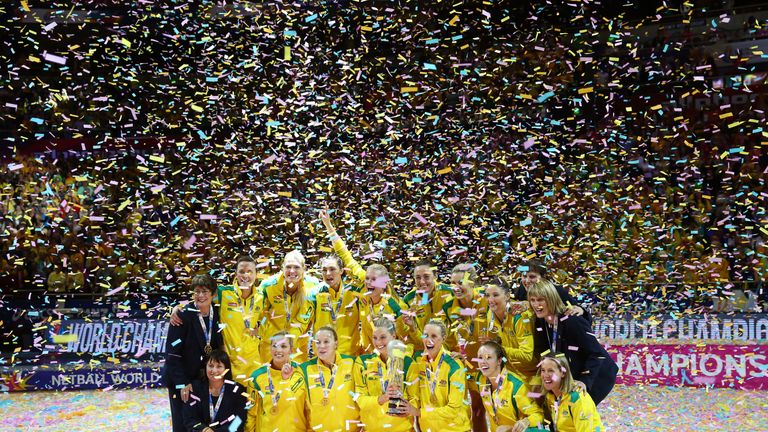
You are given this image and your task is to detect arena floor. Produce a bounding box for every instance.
[1,385,766,431]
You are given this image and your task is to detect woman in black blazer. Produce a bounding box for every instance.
[183,349,248,432]
[528,280,618,405]
[164,274,224,432]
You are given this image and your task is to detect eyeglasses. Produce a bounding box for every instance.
[193,289,212,296]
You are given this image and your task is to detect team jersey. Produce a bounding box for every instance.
[408,348,471,432]
[402,283,454,349]
[330,237,408,353]
[246,362,308,432]
[472,371,545,432]
[485,307,536,378]
[442,288,488,371]
[217,284,264,383]
[354,353,414,432]
[544,390,604,432]
[300,353,360,432]
[315,283,363,356]
[259,272,325,363]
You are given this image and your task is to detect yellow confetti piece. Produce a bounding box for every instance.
[284,46,291,61]
[277,191,292,197]
[401,86,418,93]
[117,199,132,211]
[120,38,132,48]
[437,167,452,174]
[190,104,204,113]
[149,154,165,163]
[578,87,593,94]
[52,334,78,343]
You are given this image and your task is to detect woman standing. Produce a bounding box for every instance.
[247,331,309,432]
[483,278,537,379]
[354,317,414,432]
[538,354,604,432]
[474,341,544,432]
[399,320,471,432]
[300,326,360,431]
[183,349,248,431]
[164,274,224,432]
[528,281,617,405]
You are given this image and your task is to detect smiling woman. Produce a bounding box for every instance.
[537,354,604,432]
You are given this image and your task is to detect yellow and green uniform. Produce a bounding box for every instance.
[315,283,363,356]
[330,237,408,353]
[409,348,471,432]
[544,390,604,432]
[354,353,414,432]
[442,288,488,371]
[246,362,308,432]
[301,353,360,432]
[217,284,264,383]
[259,273,325,363]
[472,371,545,432]
[402,283,454,349]
[485,307,536,379]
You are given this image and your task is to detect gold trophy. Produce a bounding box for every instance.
[386,340,406,416]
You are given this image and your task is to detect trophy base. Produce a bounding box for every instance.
[387,398,403,416]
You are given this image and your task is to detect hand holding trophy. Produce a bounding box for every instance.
[385,339,406,416]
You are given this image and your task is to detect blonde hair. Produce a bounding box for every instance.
[424,319,448,339]
[282,250,306,323]
[451,263,478,285]
[373,316,397,336]
[270,330,294,348]
[283,250,306,269]
[538,353,576,395]
[527,280,565,315]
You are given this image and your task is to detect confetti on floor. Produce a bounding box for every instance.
[1,385,766,431]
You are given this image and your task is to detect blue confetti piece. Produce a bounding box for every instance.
[305,14,318,22]
[537,91,555,103]
[423,63,436,70]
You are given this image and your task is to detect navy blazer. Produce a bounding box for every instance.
[183,379,247,432]
[163,304,224,389]
[514,284,592,324]
[532,314,617,404]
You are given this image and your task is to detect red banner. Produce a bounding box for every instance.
[607,343,768,390]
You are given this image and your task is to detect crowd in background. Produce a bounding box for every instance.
[1,1,767,317]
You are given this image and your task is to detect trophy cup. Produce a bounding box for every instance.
[386,339,406,415]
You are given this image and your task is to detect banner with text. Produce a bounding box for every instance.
[608,343,768,390]
[1,364,163,392]
[45,319,169,358]
[593,314,768,342]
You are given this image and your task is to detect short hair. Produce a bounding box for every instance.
[485,275,513,295]
[314,325,338,342]
[452,263,478,284]
[236,255,256,266]
[204,349,233,383]
[424,319,447,338]
[373,316,397,336]
[320,254,344,272]
[527,280,565,315]
[283,250,305,269]
[479,340,507,364]
[521,259,547,278]
[191,274,216,295]
[413,259,436,273]
[539,353,575,394]
[366,263,389,278]
[270,330,294,348]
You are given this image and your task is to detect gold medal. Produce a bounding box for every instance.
[204,344,212,355]
[430,394,438,405]
[321,397,329,406]
[493,415,498,424]
[270,405,278,414]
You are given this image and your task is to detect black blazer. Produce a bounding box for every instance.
[532,314,617,403]
[514,284,592,324]
[183,379,247,432]
[163,305,223,389]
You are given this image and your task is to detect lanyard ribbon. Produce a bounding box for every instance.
[209,385,225,421]
[377,361,388,394]
[425,353,445,400]
[317,364,337,400]
[328,288,345,321]
[241,294,255,329]
[267,370,281,407]
[490,375,504,421]
[198,309,214,347]
[283,284,291,328]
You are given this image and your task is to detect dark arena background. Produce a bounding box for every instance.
[1,0,767,430]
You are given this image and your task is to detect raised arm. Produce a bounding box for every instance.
[319,208,366,283]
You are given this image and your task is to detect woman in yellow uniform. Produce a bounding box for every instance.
[247,331,308,432]
[353,317,414,432]
[538,353,604,432]
[441,263,488,432]
[400,320,470,432]
[259,250,324,363]
[474,341,545,432]
[483,278,537,379]
[300,326,360,432]
[319,208,408,353]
